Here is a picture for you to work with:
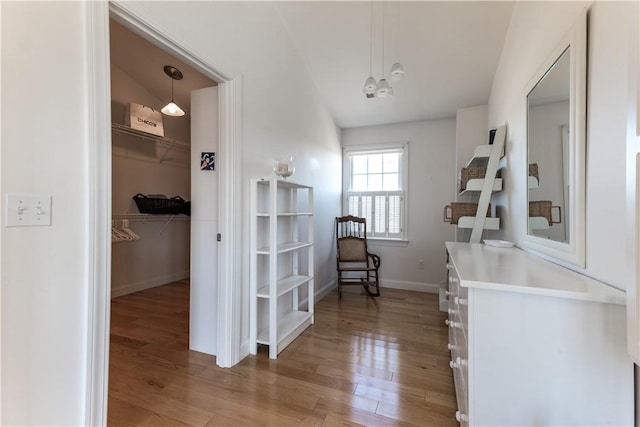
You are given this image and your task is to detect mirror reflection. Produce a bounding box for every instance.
[527,47,570,242]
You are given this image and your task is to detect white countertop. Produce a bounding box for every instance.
[446,242,625,305]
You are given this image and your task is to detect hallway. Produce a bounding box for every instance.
[108,282,456,426]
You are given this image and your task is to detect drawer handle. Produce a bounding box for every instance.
[449,277,459,284]
[449,357,461,369]
[447,308,458,315]
[455,297,467,305]
[446,263,452,270]
[444,319,450,326]
[448,321,461,329]
[447,343,456,351]
[455,410,469,422]
[445,291,452,297]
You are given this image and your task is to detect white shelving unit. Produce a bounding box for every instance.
[249,178,314,359]
[454,126,506,242]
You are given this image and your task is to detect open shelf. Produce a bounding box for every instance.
[112,123,190,151]
[256,310,313,345]
[457,217,500,230]
[257,241,312,255]
[250,177,314,359]
[465,144,504,168]
[257,212,313,217]
[528,217,550,230]
[460,178,503,194]
[256,275,313,298]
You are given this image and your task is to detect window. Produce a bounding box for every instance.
[343,143,408,240]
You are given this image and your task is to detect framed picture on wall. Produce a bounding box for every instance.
[200,152,215,171]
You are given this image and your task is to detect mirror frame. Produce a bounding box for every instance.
[522,10,587,268]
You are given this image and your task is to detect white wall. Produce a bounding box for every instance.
[2,2,343,423]
[110,65,191,297]
[1,2,91,424]
[488,1,637,289]
[342,119,456,292]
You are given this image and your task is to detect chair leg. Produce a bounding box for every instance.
[363,270,381,297]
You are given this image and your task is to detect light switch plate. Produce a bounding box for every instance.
[5,194,52,227]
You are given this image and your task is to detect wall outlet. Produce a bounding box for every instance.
[418,259,425,270]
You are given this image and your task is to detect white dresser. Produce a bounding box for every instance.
[445,242,633,426]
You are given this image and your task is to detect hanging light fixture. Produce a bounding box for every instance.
[375,2,393,98]
[161,65,185,117]
[363,2,404,99]
[362,1,377,98]
[389,62,405,81]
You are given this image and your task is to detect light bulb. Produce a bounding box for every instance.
[389,62,405,81]
[161,101,185,117]
[375,78,393,98]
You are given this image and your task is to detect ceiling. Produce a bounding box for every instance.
[110,1,514,129]
[274,1,514,128]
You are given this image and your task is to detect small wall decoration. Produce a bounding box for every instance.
[200,152,215,171]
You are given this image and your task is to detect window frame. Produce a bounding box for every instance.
[342,142,409,243]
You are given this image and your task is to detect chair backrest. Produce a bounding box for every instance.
[336,216,368,262]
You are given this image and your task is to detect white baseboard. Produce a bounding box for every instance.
[111,270,189,298]
[380,279,439,293]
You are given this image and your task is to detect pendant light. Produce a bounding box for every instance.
[389,62,405,80]
[161,65,185,117]
[375,2,393,98]
[362,1,377,98]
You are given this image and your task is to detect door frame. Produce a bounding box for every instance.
[85,2,242,425]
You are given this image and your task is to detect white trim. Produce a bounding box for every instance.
[380,280,439,293]
[85,2,112,425]
[522,9,587,268]
[86,3,243,424]
[110,271,189,299]
[342,142,409,241]
[216,76,243,368]
[109,0,242,368]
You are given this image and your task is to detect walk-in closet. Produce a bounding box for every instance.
[108,19,220,357]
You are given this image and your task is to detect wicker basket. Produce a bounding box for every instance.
[133,193,187,215]
[458,167,487,192]
[444,202,491,225]
[528,163,539,180]
[529,200,557,225]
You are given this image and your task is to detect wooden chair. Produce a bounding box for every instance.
[335,215,381,298]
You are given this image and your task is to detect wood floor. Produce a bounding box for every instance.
[108,280,457,426]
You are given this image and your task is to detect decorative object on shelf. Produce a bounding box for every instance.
[125,102,164,137]
[444,202,491,225]
[132,193,190,215]
[483,239,515,248]
[488,128,497,144]
[529,200,561,225]
[160,65,185,117]
[200,152,215,171]
[362,1,405,99]
[459,166,488,192]
[273,156,295,179]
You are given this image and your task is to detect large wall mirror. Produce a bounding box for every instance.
[523,10,587,267]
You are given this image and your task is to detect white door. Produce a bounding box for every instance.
[189,86,219,354]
